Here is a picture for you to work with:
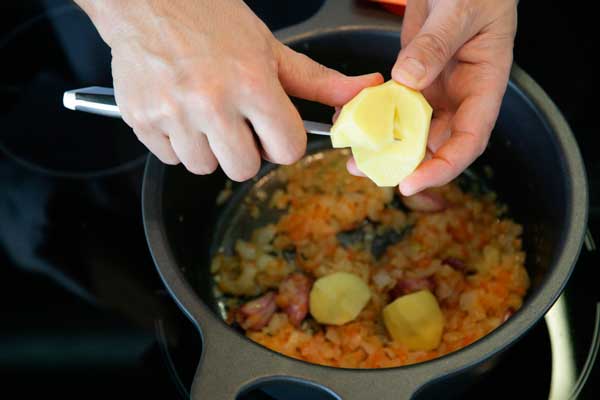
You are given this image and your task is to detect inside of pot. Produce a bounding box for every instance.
[159,30,570,361]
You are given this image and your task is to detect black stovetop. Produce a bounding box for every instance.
[1,1,598,399]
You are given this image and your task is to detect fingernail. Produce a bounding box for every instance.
[393,57,426,87]
[353,72,384,83]
[346,157,366,177]
[367,72,384,79]
[332,108,341,123]
[398,181,418,197]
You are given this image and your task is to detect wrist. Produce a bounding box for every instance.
[73,0,140,46]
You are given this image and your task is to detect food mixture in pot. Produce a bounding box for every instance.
[211,150,529,368]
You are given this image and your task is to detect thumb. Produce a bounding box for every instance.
[276,44,384,107]
[392,6,476,90]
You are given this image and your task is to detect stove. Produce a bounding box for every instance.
[1,1,598,399]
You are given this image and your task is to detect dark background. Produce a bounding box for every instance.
[0,1,597,399]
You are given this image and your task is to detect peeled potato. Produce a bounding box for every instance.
[351,141,423,187]
[309,272,371,325]
[331,84,396,151]
[382,289,444,351]
[331,80,432,187]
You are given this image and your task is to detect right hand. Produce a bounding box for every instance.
[78,0,383,181]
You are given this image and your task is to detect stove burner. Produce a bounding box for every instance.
[0,4,146,178]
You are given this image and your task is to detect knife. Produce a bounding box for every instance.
[62,86,332,136]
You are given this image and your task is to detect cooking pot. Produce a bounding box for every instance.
[67,1,589,398]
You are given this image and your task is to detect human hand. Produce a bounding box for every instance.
[76,0,383,181]
[348,0,517,196]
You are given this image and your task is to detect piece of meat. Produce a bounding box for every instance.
[389,277,435,299]
[442,257,478,274]
[401,190,447,212]
[442,257,467,270]
[236,291,277,331]
[276,273,312,327]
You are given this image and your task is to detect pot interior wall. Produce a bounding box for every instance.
[159,30,570,322]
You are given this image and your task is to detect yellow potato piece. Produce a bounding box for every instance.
[331,80,432,187]
[331,85,396,151]
[382,289,444,351]
[351,141,424,187]
[331,127,351,148]
[309,272,371,325]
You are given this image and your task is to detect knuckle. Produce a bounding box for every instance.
[125,110,152,133]
[478,136,490,156]
[186,158,218,175]
[458,129,488,158]
[228,159,260,182]
[401,30,411,49]
[185,84,227,117]
[118,92,180,131]
[149,98,180,124]
[119,104,137,127]
[159,153,180,166]
[273,139,306,165]
[457,0,482,22]
[307,60,332,81]
[475,143,485,157]
[416,32,452,63]
[237,64,271,94]
[146,140,180,165]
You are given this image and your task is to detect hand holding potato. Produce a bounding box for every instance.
[348,0,518,196]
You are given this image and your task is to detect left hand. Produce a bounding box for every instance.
[348,0,517,196]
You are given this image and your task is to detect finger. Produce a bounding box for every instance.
[260,146,275,163]
[423,148,434,162]
[427,110,452,153]
[133,128,180,165]
[332,107,341,123]
[398,130,480,196]
[276,44,384,107]
[392,4,480,89]
[204,116,261,182]
[398,94,500,196]
[240,80,306,165]
[115,83,182,166]
[168,128,218,175]
[346,157,366,177]
[400,0,429,47]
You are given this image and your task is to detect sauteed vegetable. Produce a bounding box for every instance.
[211,150,529,368]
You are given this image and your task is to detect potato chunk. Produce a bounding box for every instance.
[382,289,444,351]
[331,80,432,187]
[331,84,396,150]
[309,272,371,325]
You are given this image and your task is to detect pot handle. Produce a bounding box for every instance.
[186,319,430,400]
[190,345,428,399]
[275,0,402,42]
